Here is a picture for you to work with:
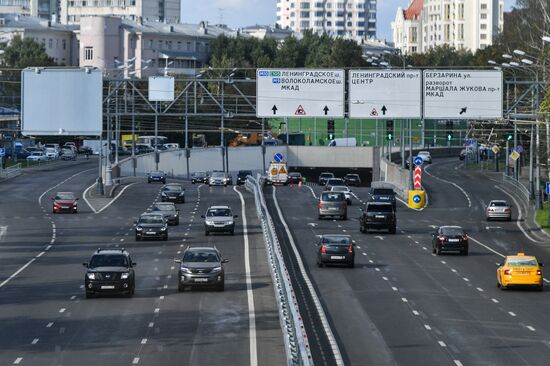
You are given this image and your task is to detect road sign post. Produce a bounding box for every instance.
[256,69,345,118]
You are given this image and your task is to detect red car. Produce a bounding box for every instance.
[52,192,78,214]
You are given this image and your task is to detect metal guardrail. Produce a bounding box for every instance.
[245,175,312,366]
[502,174,531,202]
[0,163,22,180]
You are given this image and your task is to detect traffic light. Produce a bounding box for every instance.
[506,133,513,141]
[386,120,394,140]
[327,119,335,140]
[446,121,453,141]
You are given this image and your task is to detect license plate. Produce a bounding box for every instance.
[62,206,69,209]
[375,215,385,219]
[194,278,208,283]
[146,232,155,235]
[380,197,389,200]
[331,256,345,260]
[329,207,339,211]
[101,285,115,289]
[517,271,530,275]
[448,239,460,242]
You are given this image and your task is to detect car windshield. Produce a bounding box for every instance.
[419,151,430,156]
[490,201,507,207]
[207,208,231,217]
[322,236,351,245]
[320,173,334,178]
[331,186,348,192]
[321,192,344,201]
[507,258,538,267]
[194,172,206,177]
[328,179,344,184]
[163,185,182,192]
[151,171,163,175]
[346,174,359,179]
[211,172,225,178]
[55,193,75,200]
[183,251,219,263]
[139,216,164,224]
[441,227,465,236]
[239,171,252,176]
[367,204,392,212]
[373,189,395,196]
[31,152,42,156]
[152,205,175,212]
[89,254,128,268]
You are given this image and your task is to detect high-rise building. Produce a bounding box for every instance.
[392,0,504,54]
[0,0,57,19]
[276,0,377,39]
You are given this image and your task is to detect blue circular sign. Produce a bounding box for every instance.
[413,194,421,204]
[414,156,424,167]
[273,153,283,162]
[516,145,523,153]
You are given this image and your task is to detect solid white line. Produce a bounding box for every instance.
[82,182,98,214]
[424,168,471,207]
[0,258,36,289]
[494,185,540,243]
[96,183,138,214]
[272,186,344,366]
[468,236,505,258]
[38,168,95,206]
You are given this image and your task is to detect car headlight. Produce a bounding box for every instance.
[173,214,178,217]
[179,192,185,196]
[161,192,167,196]
[211,266,222,273]
[180,266,192,274]
[87,273,96,280]
[161,226,167,231]
[227,221,234,226]
[136,226,143,231]
[205,220,214,225]
[121,272,130,279]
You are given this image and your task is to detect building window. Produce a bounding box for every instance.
[481,13,487,19]
[48,39,52,48]
[62,39,66,50]
[481,3,487,10]
[480,23,487,30]
[480,33,487,40]
[84,47,93,61]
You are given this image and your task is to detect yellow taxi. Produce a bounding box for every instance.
[497,253,543,291]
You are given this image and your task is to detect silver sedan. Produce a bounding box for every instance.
[486,200,512,221]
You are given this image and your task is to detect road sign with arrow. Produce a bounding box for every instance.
[414,167,422,190]
[348,70,421,119]
[271,105,278,115]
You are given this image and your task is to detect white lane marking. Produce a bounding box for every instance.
[508,312,517,317]
[382,277,388,281]
[305,185,318,199]
[544,278,550,284]
[424,325,431,330]
[440,260,446,264]
[454,360,464,366]
[468,236,505,258]
[401,298,408,303]
[59,308,66,313]
[234,186,258,366]
[46,322,53,328]
[154,308,160,313]
[362,253,367,256]
[368,260,374,263]
[36,251,45,258]
[527,326,536,332]
[424,168,471,207]
[31,338,39,345]
[0,258,36,289]
[414,241,419,244]
[0,226,7,242]
[148,322,154,328]
[412,310,420,316]
[132,357,140,364]
[70,295,76,300]
[141,338,147,344]
[272,186,343,365]
[159,296,164,300]
[422,247,427,251]
[13,357,23,364]
[375,268,380,272]
[492,298,499,303]
[463,277,469,282]
[438,341,447,347]
[451,269,457,273]
[392,287,398,291]
[375,236,384,241]
[494,185,541,243]
[476,287,484,292]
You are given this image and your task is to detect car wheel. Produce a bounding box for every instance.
[163,235,168,241]
[175,219,179,225]
[317,261,324,268]
[178,283,184,292]
[500,284,507,291]
[135,235,140,241]
[432,246,436,254]
[360,223,366,233]
[230,230,234,235]
[131,285,135,295]
[349,261,355,268]
[217,282,225,292]
[85,292,93,299]
[436,246,441,255]
[389,226,396,234]
[205,230,209,236]
[538,284,544,291]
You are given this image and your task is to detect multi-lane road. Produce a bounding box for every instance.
[2,157,550,366]
[0,161,284,366]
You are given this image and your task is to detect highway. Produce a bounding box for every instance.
[0,161,284,366]
[266,158,550,366]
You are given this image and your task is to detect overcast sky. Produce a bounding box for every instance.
[181,0,515,41]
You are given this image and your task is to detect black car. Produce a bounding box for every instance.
[191,171,209,184]
[325,178,346,191]
[432,226,469,256]
[148,170,167,184]
[150,202,180,225]
[316,235,355,268]
[344,173,361,186]
[83,248,136,298]
[175,246,228,291]
[359,202,396,234]
[236,170,252,185]
[288,172,303,184]
[135,213,168,241]
[367,187,397,209]
[161,183,185,203]
[318,172,335,186]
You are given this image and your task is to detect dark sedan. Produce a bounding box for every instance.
[191,171,209,184]
[175,247,228,291]
[288,172,303,184]
[432,226,468,256]
[236,170,252,185]
[316,235,355,268]
[161,183,185,203]
[148,171,167,184]
[344,173,361,186]
[52,192,78,214]
[135,213,168,241]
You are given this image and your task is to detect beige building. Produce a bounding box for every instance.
[392,0,504,54]
[276,0,377,39]
[0,0,56,19]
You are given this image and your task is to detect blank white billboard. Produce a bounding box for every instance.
[148,76,175,101]
[22,68,103,136]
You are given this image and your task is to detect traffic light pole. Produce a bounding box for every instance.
[505,139,509,176]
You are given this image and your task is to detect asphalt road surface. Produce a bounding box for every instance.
[0,162,284,366]
[267,158,550,366]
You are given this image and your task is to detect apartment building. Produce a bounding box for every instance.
[392,0,504,54]
[0,0,56,19]
[276,0,377,39]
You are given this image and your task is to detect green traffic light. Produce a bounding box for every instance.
[447,134,452,141]
[507,134,513,141]
[387,133,393,140]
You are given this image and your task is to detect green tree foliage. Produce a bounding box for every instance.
[0,35,56,68]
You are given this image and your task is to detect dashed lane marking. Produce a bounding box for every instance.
[508,312,516,317]
[492,298,499,303]
[31,338,39,345]
[132,357,140,364]
[424,325,431,330]
[13,357,23,364]
[438,341,447,347]
[46,322,53,328]
[527,326,536,332]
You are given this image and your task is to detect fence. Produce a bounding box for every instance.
[503,173,531,202]
[245,175,312,366]
[0,163,21,180]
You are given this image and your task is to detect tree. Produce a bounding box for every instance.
[0,35,55,68]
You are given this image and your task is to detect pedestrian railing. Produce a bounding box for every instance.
[0,163,21,180]
[245,175,313,366]
[503,173,531,202]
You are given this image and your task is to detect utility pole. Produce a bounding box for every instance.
[154,100,159,171]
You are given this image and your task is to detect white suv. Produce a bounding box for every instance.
[417,151,432,164]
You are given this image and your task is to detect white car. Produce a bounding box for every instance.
[417,151,432,164]
[45,148,59,160]
[26,152,48,161]
[330,186,352,205]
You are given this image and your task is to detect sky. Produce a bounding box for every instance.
[181,0,515,41]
